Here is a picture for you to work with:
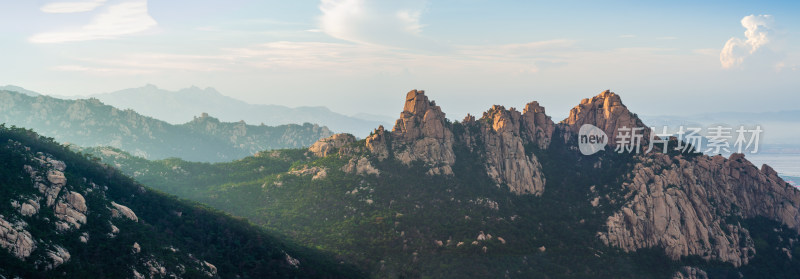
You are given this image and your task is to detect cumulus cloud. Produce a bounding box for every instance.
[720,14,773,69]
[30,0,157,43]
[317,0,428,47]
[41,0,107,13]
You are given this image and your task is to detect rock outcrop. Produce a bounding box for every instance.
[389,90,456,175]
[287,166,328,180]
[460,104,552,195]
[45,245,71,270]
[111,202,139,222]
[598,152,800,266]
[361,90,555,195]
[309,133,356,157]
[0,216,35,259]
[561,90,650,148]
[365,125,390,160]
[342,157,380,176]
[672,266,708,279]
[54,191,88,231]
[363,90,555,195]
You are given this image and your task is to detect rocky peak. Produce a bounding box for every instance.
[483,105,519,134]
[361,89,555,194]
[392,89,450,141]
[373,90,456,175]
[561,90,648,147]
[464,104,551,195]
[365,125,389,159]
[522,101,554,149]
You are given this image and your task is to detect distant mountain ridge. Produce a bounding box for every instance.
[0,85,40,96]
[0,90,332,162]
[84,84,388,137]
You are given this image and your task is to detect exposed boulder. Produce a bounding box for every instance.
[111,202,139,222]
[288,166,328,180]
[342,157,380,176]
[308,133,356,157]
[45,245,71,270]
[0,216,36,259]
[53,191,88,231]
[19,200,39,217]
[672,266,708,279]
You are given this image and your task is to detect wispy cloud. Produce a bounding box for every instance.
[30,0,157,43]
[41,0,107,13]
[51,39,679,80]
[720,14,773,69]
[317,0,429,48]
[656,36,677,40]
[618,34,636,38]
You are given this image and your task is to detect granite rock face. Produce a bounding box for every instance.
[598,152,800,267]
[364,90,457,175]
[0,217,35,259]
[309,133,356,157]
[361,90,555,195]
[391,90,456,175]
[459,104,553,195]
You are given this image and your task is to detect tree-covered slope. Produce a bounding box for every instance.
[0,90,332,162]
[0,125,363,278]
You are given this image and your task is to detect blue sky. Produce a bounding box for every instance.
[0,0,798,119]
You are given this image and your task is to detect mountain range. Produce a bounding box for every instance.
[81,84,389,137]
[79,89,800,278]
[0,125,362,278]
[0,90,332,162]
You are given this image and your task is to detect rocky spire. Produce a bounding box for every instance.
[522,101,554,150]
[561,90,649,147]
[392,90,450,141]
[363,89,555,195]
[369,90,456,175]
[471,105,548,195]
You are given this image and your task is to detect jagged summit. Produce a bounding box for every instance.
[329,89,554,194]
[561,89,650,147]
[392,89,451,142]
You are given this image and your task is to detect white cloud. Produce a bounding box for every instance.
[50,39,571,77]
[317,0,429,47]
[41,0,107,13]
[720,14,773,69]
[30,0,157,43]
